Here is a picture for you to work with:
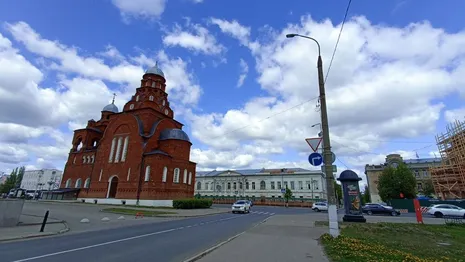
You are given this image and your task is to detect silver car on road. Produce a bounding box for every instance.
[231,200,251,214]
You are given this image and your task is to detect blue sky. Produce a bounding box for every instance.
[1,0,465,184]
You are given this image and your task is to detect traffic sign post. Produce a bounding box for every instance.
[305,138,322,152]
[281,188,286,194]
[323,152,336,164]
[308,152,323,166]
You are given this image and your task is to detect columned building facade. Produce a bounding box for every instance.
[195,168,326,200]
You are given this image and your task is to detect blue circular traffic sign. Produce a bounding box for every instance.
[308,152,323,166]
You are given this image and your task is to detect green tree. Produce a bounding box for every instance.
[334,181,342,205]
[361,185,371,204]
[377,163,417,202]
[0,173,17,194]
[422,179,435,197]
[15,166,25,188]
[284,186,293,208]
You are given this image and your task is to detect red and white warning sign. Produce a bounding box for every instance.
[305,138,322,152]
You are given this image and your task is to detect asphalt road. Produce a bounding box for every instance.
[1,206,305,262]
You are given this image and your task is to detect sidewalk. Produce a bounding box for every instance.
[0,214,69,242]
[36,200,231,217]
[101,206,231,217]
[194,214,329,262]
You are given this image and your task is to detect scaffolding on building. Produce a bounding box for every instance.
[430,120,465,199]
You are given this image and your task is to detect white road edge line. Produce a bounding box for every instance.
[11,216,241,262]
[182,215,273,262]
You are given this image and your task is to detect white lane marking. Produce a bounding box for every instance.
[12,215,242,262]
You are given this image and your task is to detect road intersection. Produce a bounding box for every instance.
[0,203,442,262]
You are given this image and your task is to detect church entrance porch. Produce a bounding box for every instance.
[107,176,119,198]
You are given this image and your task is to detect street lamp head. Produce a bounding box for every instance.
[311,123,321,127]
[286,33,297,38]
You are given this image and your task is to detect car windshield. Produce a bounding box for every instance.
[235,201,246,204]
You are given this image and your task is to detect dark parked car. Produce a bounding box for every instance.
[362,203,400,216]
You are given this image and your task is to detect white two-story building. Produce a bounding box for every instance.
[195,168,326,200]
[20,169,63,191]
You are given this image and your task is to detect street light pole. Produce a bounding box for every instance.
[286,33,340,237]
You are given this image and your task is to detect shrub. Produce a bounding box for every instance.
[173,198,213,209]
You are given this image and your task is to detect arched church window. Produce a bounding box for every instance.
[173,168,180,183]
[145,166,151,182]
[183,169,187,183]
[149,95,154,101]
[86,156,91,164]
[82,156,86,164]
[151,82,156,88]
[129,104,134,110]
[162,167,167,182]
[121,136,129,162]
[162,100,166,106]
[114,137,123,163]
[91,155,95,163]
[84,178,90,188]
[136,95,140,102]
[75,138,83,151]
[188,172,192,185]
[75,178,82,188]
[109,137,117,163]
[65,179,72,188]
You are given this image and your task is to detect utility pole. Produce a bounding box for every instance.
[286,33,340,237]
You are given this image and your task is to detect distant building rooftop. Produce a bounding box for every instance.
[196,168,319,177]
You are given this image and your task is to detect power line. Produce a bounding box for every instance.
[209,96,320,139]
[324,0,353,83]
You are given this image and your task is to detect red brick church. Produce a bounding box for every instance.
[60,64,197,206]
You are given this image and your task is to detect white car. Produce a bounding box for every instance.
[231,200,251,214]
[312,202,328,212]
[427,204,465,218]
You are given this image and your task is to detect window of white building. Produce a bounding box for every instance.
[246,182,249,190]
[197,182,201,190]
[252,182,256,190]
[260,181,265,190]
[290,181,295,190]
[271,181,275,189]
[277,181,282,189]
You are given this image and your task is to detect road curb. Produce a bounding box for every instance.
[100,210,231,218]
[17,220,66,226]
[0,221,70,243]
[182,216,271,262]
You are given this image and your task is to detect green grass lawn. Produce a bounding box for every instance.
[102,208,177,216]
[317,221,465,262]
